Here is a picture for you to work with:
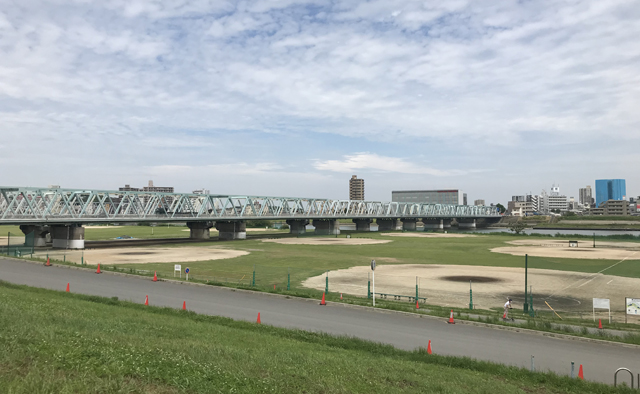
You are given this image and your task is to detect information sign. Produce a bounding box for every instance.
[626,298,640,315]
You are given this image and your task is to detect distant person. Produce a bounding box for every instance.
[503,298,513,319]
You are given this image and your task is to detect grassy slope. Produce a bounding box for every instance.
[0,282,630,394]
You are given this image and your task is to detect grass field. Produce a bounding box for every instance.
[0,281,632,394]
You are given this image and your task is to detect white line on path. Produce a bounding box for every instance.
[607,279,614,285]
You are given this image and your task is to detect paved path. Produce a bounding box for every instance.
[1,259,638,385]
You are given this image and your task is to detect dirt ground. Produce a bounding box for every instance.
[380,232,477,238]
[261,238,392,246]
[0,236,25,245]
[303,264,640,312]
[492,239,640,260]
[37,246,249,265]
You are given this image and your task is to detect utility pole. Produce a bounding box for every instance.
[524,254,529,313]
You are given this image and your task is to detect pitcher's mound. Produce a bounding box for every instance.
[262,237,391,245]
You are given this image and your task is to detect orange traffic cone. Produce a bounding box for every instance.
[598,319,603,329]
[153,271,158,282]
[182,301,186,310]
[578,364,584,380]
[340,293,343,300]
[65,283,70,292]
[448,310,455,324]
[416,300,420,309]
[96,264,101,274]
[46,257,51,266]
[427,340,432,355]
[274,284,276,290]
[502,311,507,319]
[257,313,261,324]
[144,295,148,306]
[320,292,326,306]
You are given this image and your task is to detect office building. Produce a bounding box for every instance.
[548,185,568,212]
[507,201,533,216]
[578,186,593,207]
[119,184,140,192]
[193,189,210,195]
[595,179,626,207]
[602,200,629,216]
[349,175,364,200]
[474,199,485,206]
[392,189,464,205]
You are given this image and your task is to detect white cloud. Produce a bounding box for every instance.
[314,153,467,176]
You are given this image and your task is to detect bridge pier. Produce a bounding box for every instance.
[287,219,309,235]
[215,221,246,240]
[458,218,476,229]
[422,219,443,231]
[20,225,50,246]
[50,224,85,249]
[401,218,417,231]
[352,219,371,231]
[313,219,340,235]
[187,221,214,240]
[443,218,452,230]
[376,218,400,231]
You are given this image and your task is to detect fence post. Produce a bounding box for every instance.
[325,270,329,294]
[571,361,575,378]
[524,254,529,313]
[415,276,419,302]
[469,280,473,310]
[367,272,371,299]
[287,268,290,291]
[252,265,256,287]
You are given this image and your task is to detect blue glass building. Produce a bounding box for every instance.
[595,179,626,207]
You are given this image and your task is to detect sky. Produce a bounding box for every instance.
[1,0,639,204]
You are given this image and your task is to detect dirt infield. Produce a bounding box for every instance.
[38,246,249,265]
[261,238,391,246]
[303,264,640,312]
[380,233,477,238]
[492,239,640,260]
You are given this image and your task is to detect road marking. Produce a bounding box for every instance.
[607,279,614,285]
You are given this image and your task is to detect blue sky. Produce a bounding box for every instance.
[1,0,639,203]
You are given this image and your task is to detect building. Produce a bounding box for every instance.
[602,200,629,216]
[474,199,485,206]
[349,175,364,200]
[507,200,533,216]
[578,186,593,207]
[548,185,568,212]
[193,189,210,195]
[143,180,174,193]
[392,190,464,205]
[531,192,548,214]
[595,179,626,207]
[119,184,140,192]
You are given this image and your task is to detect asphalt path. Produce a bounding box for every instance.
[1,258,639,385]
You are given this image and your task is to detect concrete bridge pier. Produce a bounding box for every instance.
[313,220,340,235]
[287,219,309,235]
[401,218,417,231]
[20,225,50,246]
[442,219,452,230]
[187,221,214,240]
[422,219,443,231]
[215,221,246,240]
[352,219,372,231]
[458,218,476,229]
[376,218,400,231]
[50,224,85,249]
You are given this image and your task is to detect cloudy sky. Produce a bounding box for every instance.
[1,0,638,203]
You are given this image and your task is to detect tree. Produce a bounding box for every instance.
[495,203,506,214]
[509,221,527,235]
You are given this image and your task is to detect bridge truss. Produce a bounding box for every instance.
[0,187,500,224]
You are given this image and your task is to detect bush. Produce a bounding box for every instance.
[245,220,273,228]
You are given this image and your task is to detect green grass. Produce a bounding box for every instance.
[0,281,632,394]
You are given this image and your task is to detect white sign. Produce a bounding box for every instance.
[174,264,181,272]
[593,298,610,309]
[627,298,640,315]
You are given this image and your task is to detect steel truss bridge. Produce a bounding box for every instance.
[0,187,500,224]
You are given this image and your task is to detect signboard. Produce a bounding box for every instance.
[593,298,611,323]
[174,264,181,278]
[371,259,376,271]
[185,268,190,274]
[626,298,640,315]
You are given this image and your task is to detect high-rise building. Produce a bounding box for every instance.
[578,186,593,207]
[349,175,364,200]
[392,190,464,205]
[143,180,174,193]
[595,179,626,207]
[548,185,568,212]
